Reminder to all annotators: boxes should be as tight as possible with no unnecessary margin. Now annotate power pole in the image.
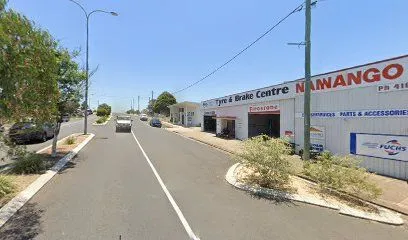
[303,0,312,161]
[151,91,154,101]
[138,96,140,112]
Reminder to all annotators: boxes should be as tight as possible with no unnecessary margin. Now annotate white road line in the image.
[131,130,200,240]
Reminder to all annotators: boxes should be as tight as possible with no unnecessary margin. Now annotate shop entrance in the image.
[248,113,280,138]
[203,116,216,132]
[218,119,236,139]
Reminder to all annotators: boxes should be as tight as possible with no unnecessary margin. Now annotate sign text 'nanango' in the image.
[296,63,404,93]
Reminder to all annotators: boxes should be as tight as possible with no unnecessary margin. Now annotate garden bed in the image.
[93,115,112,125]
[0,133,90,208]
[228,163,403,225]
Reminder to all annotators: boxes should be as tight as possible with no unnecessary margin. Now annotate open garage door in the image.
[248,102,280,138]
[203,116,216,132]
[248,113,280,138]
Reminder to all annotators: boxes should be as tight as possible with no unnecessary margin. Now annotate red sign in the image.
[285,130,294,137]
[248,103,279,113]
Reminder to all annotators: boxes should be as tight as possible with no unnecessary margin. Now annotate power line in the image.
[172,2,305,94]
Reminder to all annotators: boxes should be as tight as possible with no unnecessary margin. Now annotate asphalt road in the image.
[0,116,97,168]
[0,116,407,239]
[25,115,98,153]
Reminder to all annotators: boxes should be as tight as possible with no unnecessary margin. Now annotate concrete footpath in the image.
[164,123,408,216]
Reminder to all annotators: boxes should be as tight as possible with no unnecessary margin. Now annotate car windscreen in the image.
[117,116,131,120]
[11,122,32,130]
[152,119,161,123]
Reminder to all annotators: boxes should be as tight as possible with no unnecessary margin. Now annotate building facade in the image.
[168,102,201,127]
[201,55,408,180]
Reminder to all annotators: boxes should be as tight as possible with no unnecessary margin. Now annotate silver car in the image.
[115,115,132,132]
[139,114,148,121]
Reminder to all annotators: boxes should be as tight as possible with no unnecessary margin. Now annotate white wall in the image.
[279,99,295,141]
[295,85,408,179]
[191,108,201,126]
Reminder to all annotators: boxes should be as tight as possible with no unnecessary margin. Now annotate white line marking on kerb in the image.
[131,130,200,240]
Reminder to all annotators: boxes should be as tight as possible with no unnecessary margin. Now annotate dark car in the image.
[299,146,321,160]
[149,118,162,128]
[61,114,70,122]
[9,122,54,143]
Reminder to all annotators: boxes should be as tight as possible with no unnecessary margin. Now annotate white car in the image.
[139,114,148,121]
[116,115,132,132]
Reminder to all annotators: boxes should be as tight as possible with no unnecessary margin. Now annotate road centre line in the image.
[131,130,200,240]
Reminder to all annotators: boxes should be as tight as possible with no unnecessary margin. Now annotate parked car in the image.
[61,114,70,122]
[87,109,93,115]
[9,122,54,143]
[149,118,162,128]
[115,115,132,132]
[140,114,148,121]
[299,146,321,160]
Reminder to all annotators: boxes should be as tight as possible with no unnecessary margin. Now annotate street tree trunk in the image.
[51,121,61,157]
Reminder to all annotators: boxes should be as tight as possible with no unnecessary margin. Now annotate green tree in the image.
[153,91,176,116]
[0,0,6,12]
[0,1,62,162]
[51,49,86,157]
[0,2,59,122]
[126,109,138,114]
[97,103,111,116]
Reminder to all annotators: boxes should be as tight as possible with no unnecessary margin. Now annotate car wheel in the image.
[299,149,304,159]
[41,132,47,142]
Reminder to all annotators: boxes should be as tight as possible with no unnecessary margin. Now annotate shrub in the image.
[96,103,111,116]
[96,116,108,124]
[12,153,46,174]
[0,175,15,198]
[65,136,76,145]
[96,108,108,117]
[234,135,293,190]
[303,152,382,200]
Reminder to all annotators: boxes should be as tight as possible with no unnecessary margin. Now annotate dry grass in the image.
[236,164,379,213]
[0,174,40,207]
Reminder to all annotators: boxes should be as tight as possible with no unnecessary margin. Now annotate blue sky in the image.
[7,0,408,112]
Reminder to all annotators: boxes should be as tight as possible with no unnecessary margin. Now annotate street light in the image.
[68,0,118,135]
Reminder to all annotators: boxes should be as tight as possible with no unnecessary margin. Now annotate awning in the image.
[213,116,237,120]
